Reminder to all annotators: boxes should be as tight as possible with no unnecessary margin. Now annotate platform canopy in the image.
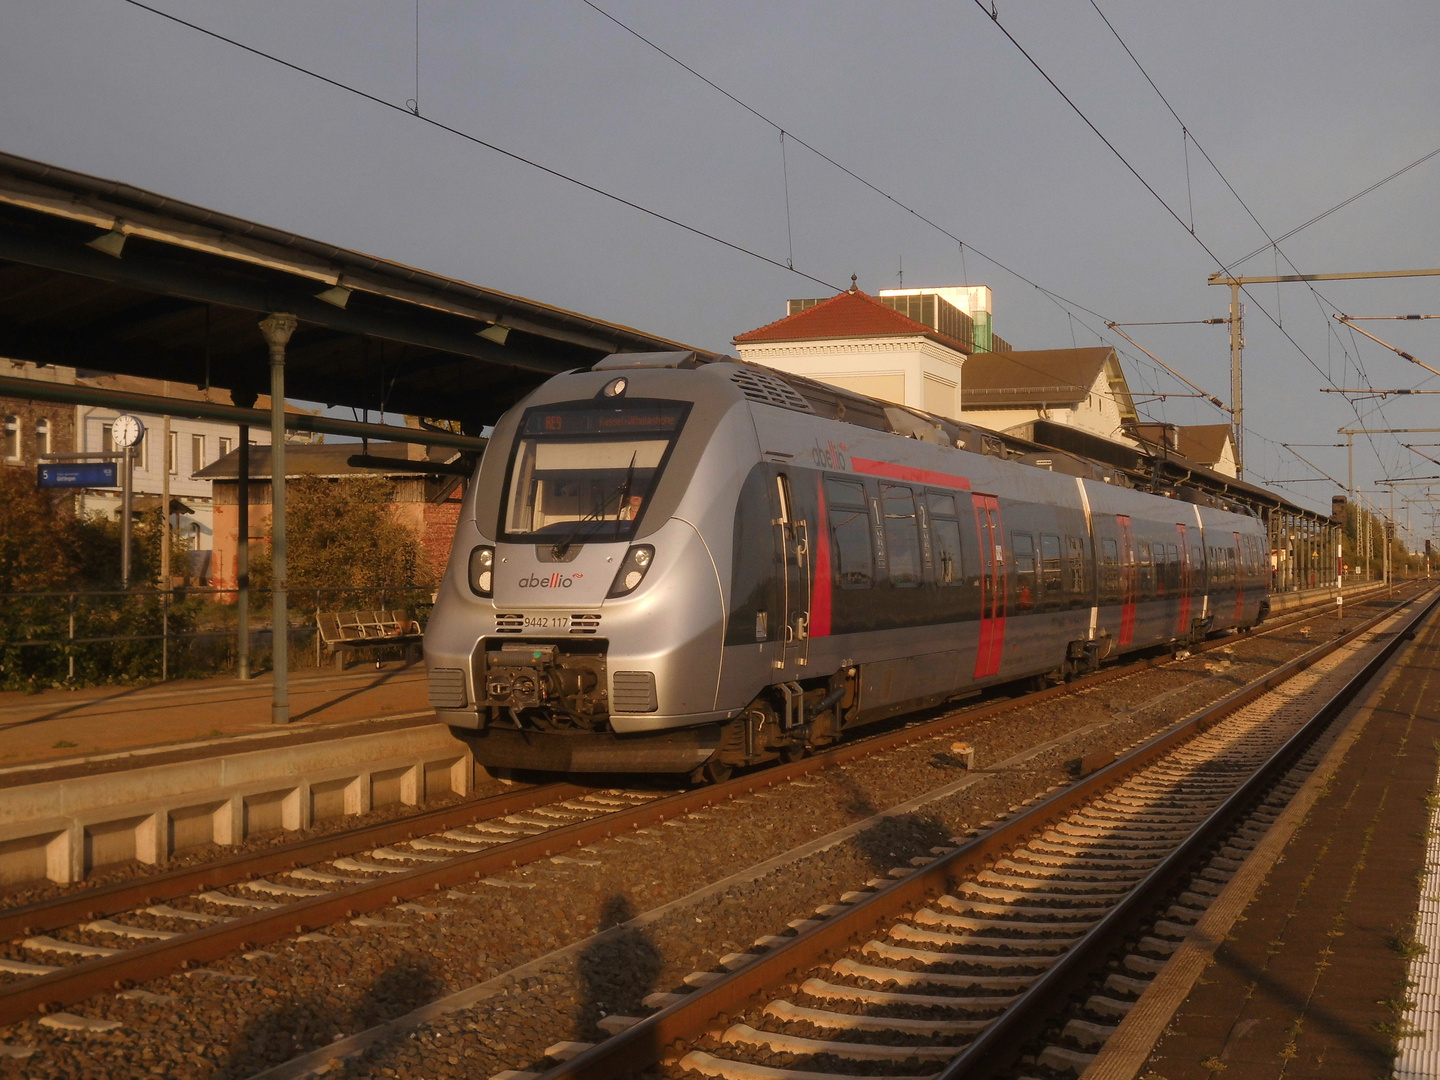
[0,152,719,431]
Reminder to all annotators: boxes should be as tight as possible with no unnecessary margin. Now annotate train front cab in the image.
[424,362,760,774]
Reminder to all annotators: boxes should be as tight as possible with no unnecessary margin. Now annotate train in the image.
[424,351,1270,780]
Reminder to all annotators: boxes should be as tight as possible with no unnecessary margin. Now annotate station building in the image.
[733,282,1139,449]
[1133,421,1239,479]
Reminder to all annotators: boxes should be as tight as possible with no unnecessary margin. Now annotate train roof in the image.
[593,350,1320,521]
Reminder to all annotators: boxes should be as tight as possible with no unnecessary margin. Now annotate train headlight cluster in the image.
[607,545,655,598]
[469,546,495,597]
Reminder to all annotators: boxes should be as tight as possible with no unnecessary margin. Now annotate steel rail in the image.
[937,584,1440,1079]
[0,782,580,942]
[533,586,1438,1080]
[0,583,1398,1024]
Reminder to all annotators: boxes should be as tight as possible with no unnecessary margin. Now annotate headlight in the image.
[607,545,655,598]
[469,546,495,597]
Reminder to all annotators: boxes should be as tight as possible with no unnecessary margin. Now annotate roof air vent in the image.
[729,368,813,413]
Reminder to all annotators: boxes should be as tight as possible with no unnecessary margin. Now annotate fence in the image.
[0,585,434,690]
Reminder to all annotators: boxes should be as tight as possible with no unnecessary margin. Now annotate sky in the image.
[3,1,1439,535]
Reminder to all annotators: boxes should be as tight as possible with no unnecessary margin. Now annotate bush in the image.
[0,470,198,690]
[248,475,435,614]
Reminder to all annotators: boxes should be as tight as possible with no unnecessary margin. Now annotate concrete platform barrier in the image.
[0,725,474,885]
[1267,580,1387,618]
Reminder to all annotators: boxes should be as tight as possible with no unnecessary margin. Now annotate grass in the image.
[1390,933,1427,961]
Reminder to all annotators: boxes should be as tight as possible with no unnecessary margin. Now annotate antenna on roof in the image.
[849,274,858,293]
[897,256,903,289]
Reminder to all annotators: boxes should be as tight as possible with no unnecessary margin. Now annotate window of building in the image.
[218,436,233,458]
[192,434,205,472]
[167,431,178,474]
[3,415,18,461]
[101,423,115,454]
[35,418,50,457]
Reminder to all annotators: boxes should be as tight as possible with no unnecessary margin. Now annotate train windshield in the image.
[502,399,691,544]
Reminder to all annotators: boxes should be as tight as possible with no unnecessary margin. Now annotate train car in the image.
[424,351,1269,779]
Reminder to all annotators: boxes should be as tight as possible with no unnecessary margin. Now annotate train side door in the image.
[773,472,811,668]
[1117,514,1137,646]
[972,494,1006,678]
[1176,523,1192,638]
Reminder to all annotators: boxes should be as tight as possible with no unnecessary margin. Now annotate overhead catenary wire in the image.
[1084,0,1403,464]
[577,0,1120,326]
[575,0,1240,431]
[1225,144,1440,272]
[120,0,1396,507]
[129,0,1189,440]
[117,0,843,293]
[991,1,1407,495]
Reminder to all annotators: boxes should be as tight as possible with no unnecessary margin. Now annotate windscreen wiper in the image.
[550,454,639,560]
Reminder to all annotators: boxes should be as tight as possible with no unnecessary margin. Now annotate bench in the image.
[316,610,424,669]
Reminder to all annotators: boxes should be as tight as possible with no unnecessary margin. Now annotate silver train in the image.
[425,351,1270,779]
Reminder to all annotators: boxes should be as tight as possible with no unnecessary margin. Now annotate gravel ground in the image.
[0,589,1416,1079]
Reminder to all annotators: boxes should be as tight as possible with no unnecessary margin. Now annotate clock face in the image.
[113,414,145,448]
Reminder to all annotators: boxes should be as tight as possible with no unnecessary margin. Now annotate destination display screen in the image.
[522,402,687,438]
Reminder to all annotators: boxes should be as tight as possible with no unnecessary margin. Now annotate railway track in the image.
[528,586,1438,1080]
[0,585,1403,1042]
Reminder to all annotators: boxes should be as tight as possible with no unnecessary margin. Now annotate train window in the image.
[828,507,873,590]
[932,518,964,585]
[825,478,866,509]
[1013,533,1036,611]
[1166,544,1179,591]
[1100,538,1120,601]
[1040,534,1063,605]
[927,492,958,517]
[1066,536,1087,599]
[502,400,689,543]
[1138,544,1154,599]
[881,485,922,587]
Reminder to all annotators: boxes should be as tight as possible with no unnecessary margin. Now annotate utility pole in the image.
[1228,283,1243,477]
[1339,426,1440,582]
[1208,265,1440,483]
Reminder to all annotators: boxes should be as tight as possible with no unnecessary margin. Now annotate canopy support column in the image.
[259,313,297,724]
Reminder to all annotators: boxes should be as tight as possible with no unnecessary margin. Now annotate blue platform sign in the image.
[37,462,118,488]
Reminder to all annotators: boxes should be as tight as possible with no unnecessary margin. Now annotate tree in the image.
[249,475,434,610]
[0,467,79,593]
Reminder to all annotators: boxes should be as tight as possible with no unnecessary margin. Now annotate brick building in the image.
[1,360,76,474]
[196,442,465,596]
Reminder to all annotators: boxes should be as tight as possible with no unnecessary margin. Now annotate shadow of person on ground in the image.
[573,894,663,1041]
[211,957,443,1079]
[850,809,955,877]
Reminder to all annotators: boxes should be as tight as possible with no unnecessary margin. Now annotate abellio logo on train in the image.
[811,439,851,470]
[519,572,584,589]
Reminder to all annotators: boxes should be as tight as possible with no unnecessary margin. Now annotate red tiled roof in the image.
[734,288,965,350]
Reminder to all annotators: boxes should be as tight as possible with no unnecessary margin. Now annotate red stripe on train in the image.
[851,457,971,490]
[810,478,832,637]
